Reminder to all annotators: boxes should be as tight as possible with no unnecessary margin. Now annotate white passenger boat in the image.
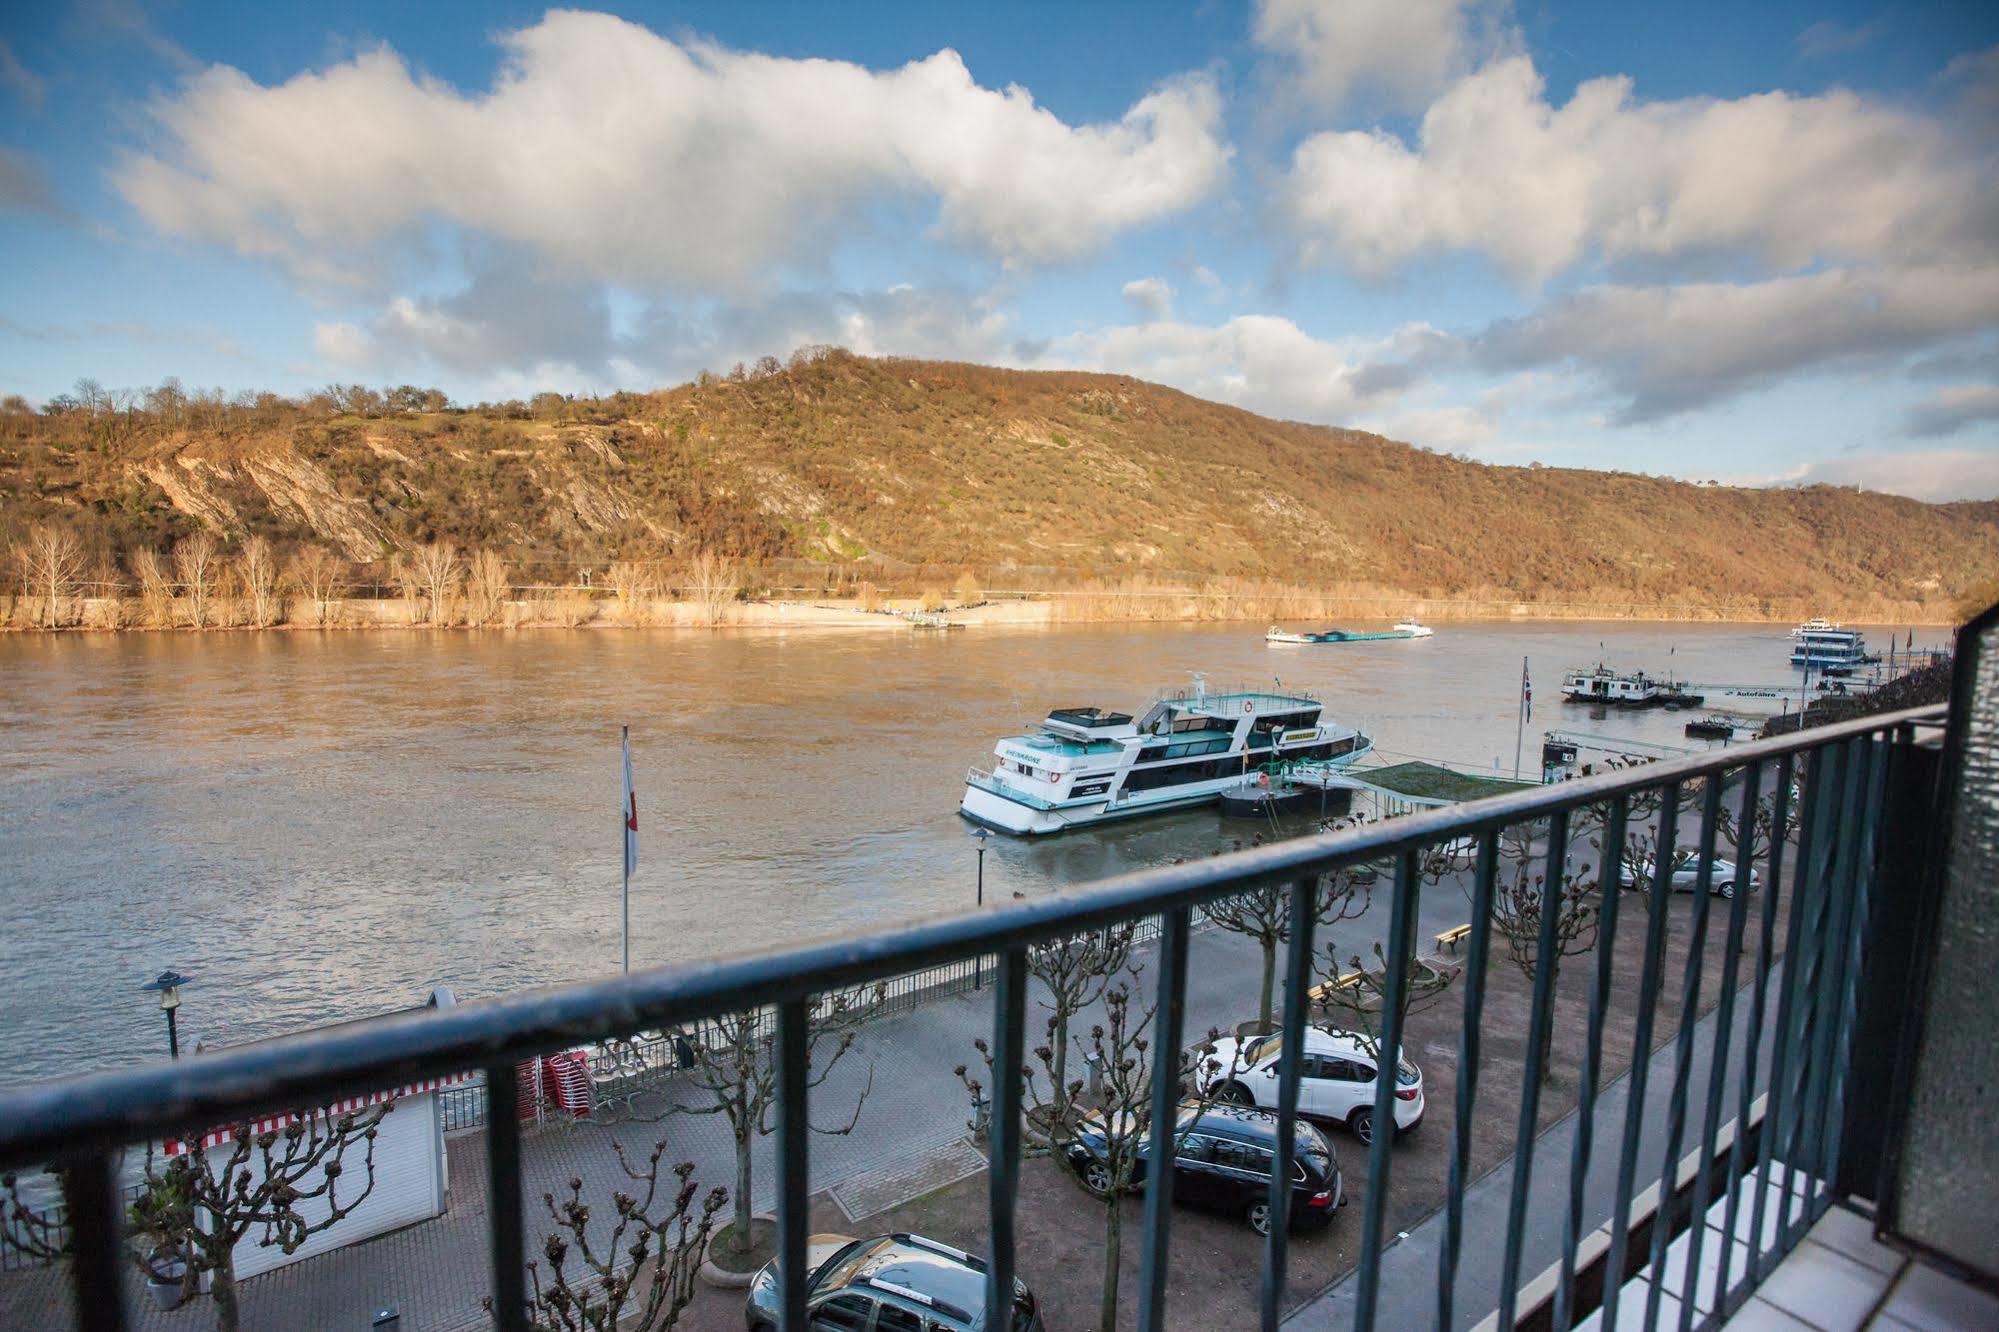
[960,679,1372,835]
[1789,620,1871,668]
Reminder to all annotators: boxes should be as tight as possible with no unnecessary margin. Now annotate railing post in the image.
[1438,829,1500,1330]
[63,1152,127,1332]
[1262,876,1322,1330]
[1353,850,1419,1332]
[986,947,1028,1332]
[776,998,810,1331]
[1139,908,1191,1332]
[484,1061,526,1332]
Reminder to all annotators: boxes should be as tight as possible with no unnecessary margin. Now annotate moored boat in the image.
[961,679,1372,835]
[1267,622,1433,644]
[1790,619,1871,668]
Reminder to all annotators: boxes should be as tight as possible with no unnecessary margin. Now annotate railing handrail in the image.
[0,703,1944,1170]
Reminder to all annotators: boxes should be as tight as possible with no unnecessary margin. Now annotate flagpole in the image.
[1513,655,1527,781]
[622,723,631,975]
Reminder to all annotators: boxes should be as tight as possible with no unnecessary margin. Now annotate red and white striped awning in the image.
[163,1072,475,1156]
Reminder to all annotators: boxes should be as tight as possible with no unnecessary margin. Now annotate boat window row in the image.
[1137,735,1237,762]
[1123,756,1232,792]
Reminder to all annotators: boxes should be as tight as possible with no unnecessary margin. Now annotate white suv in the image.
[1195,1027,1424,1144]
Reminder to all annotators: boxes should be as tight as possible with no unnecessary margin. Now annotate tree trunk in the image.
[1258,936,1278,1034]
[212,1245,240,1332]
[1052,1010,1070,1129]
[1099,1193,1123,1332]
[732,1123,754,1259]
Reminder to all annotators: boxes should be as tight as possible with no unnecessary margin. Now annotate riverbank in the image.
[0,592,1961,633]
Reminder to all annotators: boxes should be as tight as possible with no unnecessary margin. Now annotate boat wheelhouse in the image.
[1560,665,1669,708]
[1790,621,1871,668]
[960,682,1373,835]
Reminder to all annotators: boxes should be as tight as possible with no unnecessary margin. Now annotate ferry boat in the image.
[1559,665,1703,710]
[1790,620,1872,668]
[960,680,1373,835]
[1266,621,1434,644]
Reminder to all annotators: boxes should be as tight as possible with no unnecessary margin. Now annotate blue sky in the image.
[2,1,1996,499]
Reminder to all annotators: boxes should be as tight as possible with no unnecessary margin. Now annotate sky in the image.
[2,0,1997,500]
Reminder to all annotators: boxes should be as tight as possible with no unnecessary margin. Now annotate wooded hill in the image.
[5,349,1995,617]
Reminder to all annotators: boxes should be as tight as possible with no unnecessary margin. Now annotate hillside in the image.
[4,350,1996,618]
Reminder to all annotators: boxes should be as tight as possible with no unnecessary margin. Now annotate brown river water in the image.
[0,619,1841,1086]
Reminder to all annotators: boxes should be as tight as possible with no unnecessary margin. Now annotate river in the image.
[0,619,1849,1087]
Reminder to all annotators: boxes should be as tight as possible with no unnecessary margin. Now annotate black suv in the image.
[1060,1101,1343,1234]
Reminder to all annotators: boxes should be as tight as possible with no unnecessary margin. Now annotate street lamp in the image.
[970,827,992,992]
[141,969,193,1059]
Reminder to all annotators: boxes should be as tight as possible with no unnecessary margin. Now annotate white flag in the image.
[622,727,638,878]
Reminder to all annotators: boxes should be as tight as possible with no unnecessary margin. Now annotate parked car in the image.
[1194,1027,1424,1143]
[1617,849,1759,896]
[1060,1100,1342,1235]
[745,1231,1042,1331]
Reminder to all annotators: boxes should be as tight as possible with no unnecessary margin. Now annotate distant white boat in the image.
[1392,620,1435,638]
[1265,621,1434,644]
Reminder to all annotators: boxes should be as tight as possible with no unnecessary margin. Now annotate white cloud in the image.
[1043,315,1435,422]
[312,321,371,367]
[1253,0,1504,114]
[1778,448,1999,502]
[1280,54,1997,284]
[1906,383,1999,438]
[116,11,1229,293]
[1121,277,1174,320]
[1795,19,1884,59]
[1464,265,1999,421]
[0,38,45,111]
[1356,403,1497,449]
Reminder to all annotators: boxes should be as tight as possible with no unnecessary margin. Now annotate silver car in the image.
[746,1231,1042,1332]
[1618,849,1760,897]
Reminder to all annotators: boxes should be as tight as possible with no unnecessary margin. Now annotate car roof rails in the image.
[865,1277,972,1324]
[891,1233,985,1271]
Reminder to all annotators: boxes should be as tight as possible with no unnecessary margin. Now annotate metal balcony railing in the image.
[0,698,1961,1332]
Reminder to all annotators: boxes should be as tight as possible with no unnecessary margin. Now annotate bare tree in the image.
[1717,777,1800,874]
[953,569,981,605]
[92,554,131,628]
[391,553,425,624]
[683,551,739,626]
[511,1145,724,1332]
[962,972,1240,1332]
[132,547,174,628]
[464,549,510,627]
[1487,859,1600,1082]
[1,1167,72,1262]
[410,541,461,625]
[287,546,347,626]
[659,987,882,1268]
[14,523,85,627]
[172,533,221,629]
[1026,923,1136,1135]
[1313,942,1461,1065]
[607,560,656,623]
[238,536,281,628]
[1205,839,1374,1034]
[133,1102,390,1332]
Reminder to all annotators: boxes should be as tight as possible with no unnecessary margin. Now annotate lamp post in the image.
[141,969,192,1059]
[970,827,991,992]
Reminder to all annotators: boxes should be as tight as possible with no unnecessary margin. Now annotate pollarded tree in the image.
[1026,921,1136,1135]
[659,986,883,1270]
[135,1101,391,1332]
[1205,835,1375,1035]
[513,1144,725,1332]
[1486,859,1600,1082]
[1313,941,1462,1070]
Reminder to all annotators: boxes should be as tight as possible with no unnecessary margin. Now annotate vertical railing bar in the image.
[1599,782,1680,1332]
[1437,828,1501,1332]
[484,1061,527,1332]
[1641,773,1723,1330]
[1718,749,1793,1316]
[1262,877,1321,1331]
[64,1152,127,1332]
[1498,808,1572,1330]
[1353,850,1420,1332]
[1139,908,1192,1332]
[1774,740,1850,1246]
[1791,737,1869,1237]
[986,948,1028,1332]
[1812,736,1890,1199]
[1675,762,1763,1332]
[1554,794,1628,1330]
[775,999,810,1332]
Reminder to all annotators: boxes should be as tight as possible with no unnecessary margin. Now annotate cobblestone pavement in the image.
[3,923,1314,1332]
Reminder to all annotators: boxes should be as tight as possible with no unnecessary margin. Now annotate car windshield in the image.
[1240,1034,1279,1066]
[812,1239,877,1293]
